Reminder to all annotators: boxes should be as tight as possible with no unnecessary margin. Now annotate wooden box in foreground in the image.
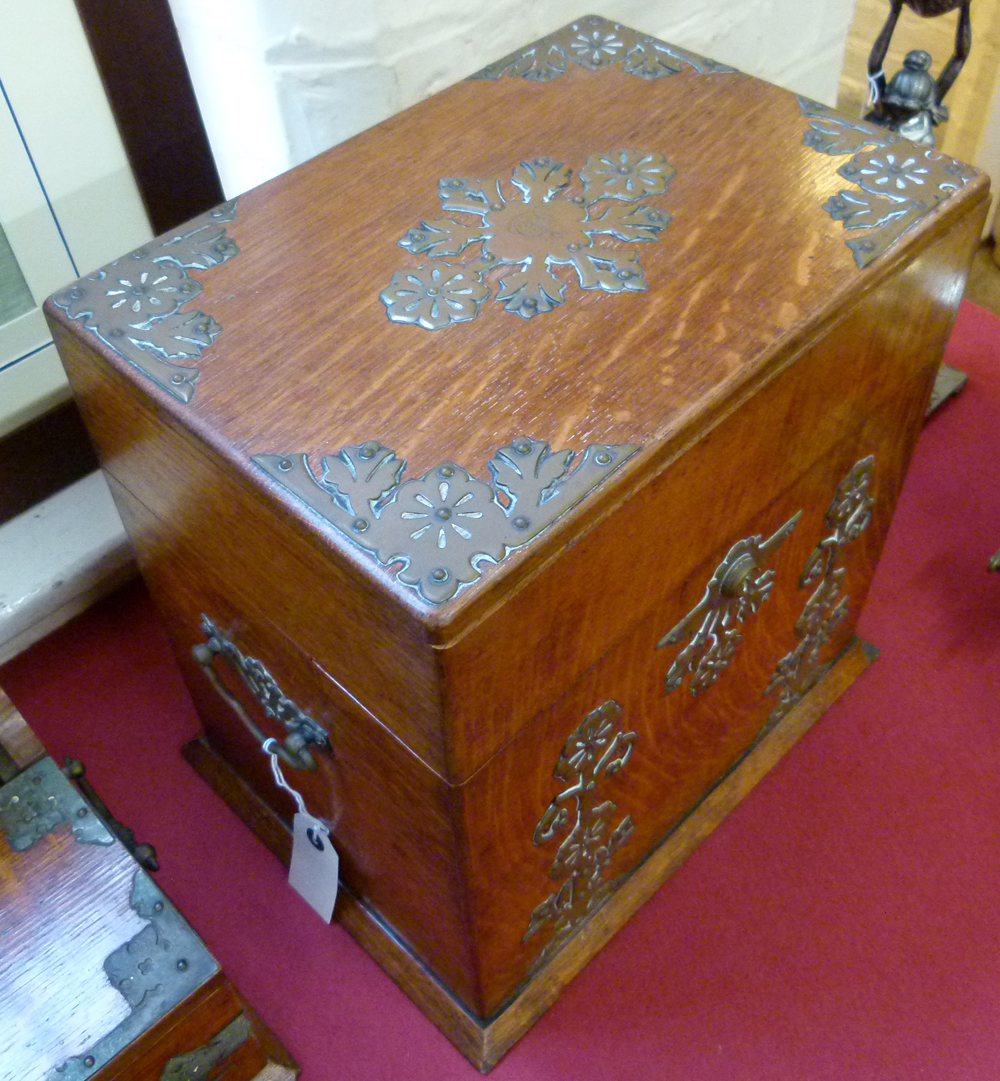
[0,749,297,1081]
[46,16,988,1071]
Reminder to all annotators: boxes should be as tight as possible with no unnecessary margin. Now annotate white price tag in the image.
[289,812,339,923]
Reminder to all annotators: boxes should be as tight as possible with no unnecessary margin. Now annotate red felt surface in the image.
[3,300,999,1080]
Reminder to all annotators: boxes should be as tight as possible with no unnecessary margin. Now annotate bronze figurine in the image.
[865,0,971,145]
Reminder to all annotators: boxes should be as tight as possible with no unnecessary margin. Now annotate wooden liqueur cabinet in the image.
[0,737,298,1080]
[45,15,988,1072]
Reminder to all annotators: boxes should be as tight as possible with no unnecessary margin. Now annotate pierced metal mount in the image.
[797,97,976,268]
[50,200,240,403]
[524,700,637,969]
[657,511,801,696]
[471,16,739,82]
[764,456,876,722]
[381,150,676,330]
[254,435,638,605]
[193,616,329,771]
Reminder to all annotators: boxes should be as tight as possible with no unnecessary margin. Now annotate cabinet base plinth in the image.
[183,636,877,1073]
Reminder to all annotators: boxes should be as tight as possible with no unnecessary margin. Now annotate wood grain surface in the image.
[184,637,876,1072]
[44,56,990,636]
[44,21,990,1056]
[0,685,45,781]
[0,768,297,1081]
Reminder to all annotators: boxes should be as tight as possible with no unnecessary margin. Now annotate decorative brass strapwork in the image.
[765,456,876,722]
[46,871,218,1081]
[524,701,637,968]
[193,617,329,770]
[657,512,801,696]
[0,759,218,1081]
[0,756,113,851]
[471,15,739,82]
[254,436,638,605]
[798,97,976,268]
[381,150,675,329]
[159,1015,252,1081]
[50,201,240,403]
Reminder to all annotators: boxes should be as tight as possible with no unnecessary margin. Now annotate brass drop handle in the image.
[191,620,329,772]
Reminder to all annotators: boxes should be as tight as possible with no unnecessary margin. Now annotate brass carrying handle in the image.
[192,642,319,771]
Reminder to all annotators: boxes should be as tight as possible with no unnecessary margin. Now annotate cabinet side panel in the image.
[49,323,447,775]
[104,478,485,1014]
[454,214,980,1011]
[440,204,984,782]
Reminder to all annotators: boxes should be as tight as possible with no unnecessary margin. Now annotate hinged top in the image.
[46,15,987,621]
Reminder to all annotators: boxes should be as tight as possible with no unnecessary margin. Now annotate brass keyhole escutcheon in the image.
[719,553,757,599]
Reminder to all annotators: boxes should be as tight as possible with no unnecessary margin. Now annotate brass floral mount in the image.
[765,456,875,721]
[471,15,738,82]
[381,150,675,329]
[657,512,801,696]
[50,201,240,403]
[524,700,637,968]
[798,98,976,268]
[254,436,638,604]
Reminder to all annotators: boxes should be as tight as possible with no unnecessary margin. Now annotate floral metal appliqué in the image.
[50,201,240,403]
[524,700,637,969]
[381,150,675,330]
[471,15,739,82]
[254,435,638,604]
[764,456,875,722]
[657,511,801,696]
[798,97,977,268]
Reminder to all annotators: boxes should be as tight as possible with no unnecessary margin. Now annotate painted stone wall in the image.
[169,0,856,197]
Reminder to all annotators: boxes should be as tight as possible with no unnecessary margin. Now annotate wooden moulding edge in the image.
[181,635,877,1072]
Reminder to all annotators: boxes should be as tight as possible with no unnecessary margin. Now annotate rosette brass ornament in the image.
[381,150,675,329]
[524,700,637,969]
[254,436,638,604]
[50,201,240,402]
[764,456,876,722]
[657,512,801,696]
[470,15,738,82]
[798,97,976,268]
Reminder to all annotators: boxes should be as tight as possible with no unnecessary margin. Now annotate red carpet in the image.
[3,299,1000,1081]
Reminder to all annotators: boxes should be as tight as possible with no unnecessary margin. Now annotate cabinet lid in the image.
[46,16,987,624]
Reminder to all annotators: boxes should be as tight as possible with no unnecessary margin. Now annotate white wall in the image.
[169,0,857,199]
[0,0,151,436]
